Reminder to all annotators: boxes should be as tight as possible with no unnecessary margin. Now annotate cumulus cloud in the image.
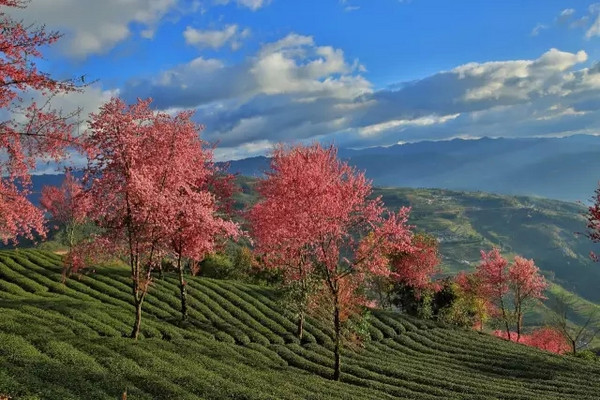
[184,25,251,50]
[122,38,600,160]
[8,0,181,58]
[123,33,371,109]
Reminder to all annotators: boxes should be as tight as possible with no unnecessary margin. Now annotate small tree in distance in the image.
[509,256,547,342]
[586,184,600,261]
[549,291,600,355]
[476,248,512,339]
[40,171,88,250]
[476,248,547,342]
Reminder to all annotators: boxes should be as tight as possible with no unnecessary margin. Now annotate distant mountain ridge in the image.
[224,135,600,202]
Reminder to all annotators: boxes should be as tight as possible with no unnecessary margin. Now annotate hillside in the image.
[235,178,600,304]
[225,135,600,202]
[0,250,599,399]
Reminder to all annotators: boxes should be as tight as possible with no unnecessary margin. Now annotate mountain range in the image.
[224,135,600,202]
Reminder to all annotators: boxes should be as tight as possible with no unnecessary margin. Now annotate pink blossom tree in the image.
[509,256,547,341]
[476,248,547,341]
[586,184,600,261]
[81,97,239,338]
[0,0,85,243]
[476,248,512,339]
[249,143,414,381]
[40,171,88,249]
[168,187,240,321]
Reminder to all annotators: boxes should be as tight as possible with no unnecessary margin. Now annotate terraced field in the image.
[0,249,599,399]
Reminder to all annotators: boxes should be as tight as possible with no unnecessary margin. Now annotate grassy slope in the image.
[237,177,599,302]
[0,250,599,399]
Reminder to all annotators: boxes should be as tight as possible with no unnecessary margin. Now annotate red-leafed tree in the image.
[494,327,570,354]
[81,97,239,338]
[477,248,547,341]
[249,143,414,381]
[586,184,600,261]
[40,171,88,249]
[509,256,547,341]
[525,327,570,354]
[168,187,240,321]
[368,232,440,312]
[476,248,512,339]
[388,232,440,290]
[0,0,84,243]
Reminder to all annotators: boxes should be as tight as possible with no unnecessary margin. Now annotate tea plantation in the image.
[0,249,599,399]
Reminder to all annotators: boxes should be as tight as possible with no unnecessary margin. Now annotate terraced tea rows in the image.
[0,249,599,399]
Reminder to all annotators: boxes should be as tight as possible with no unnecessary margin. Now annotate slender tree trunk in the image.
[68,222,75,250]
[516,307,522,343]
[572,339,577,355]
[500,297,511,341]
[297,312,304,339]
[333,292,341,381]
[177,253,188,321]
[130,254,144,340]
[158,262,164,280]
[131,298,143,339]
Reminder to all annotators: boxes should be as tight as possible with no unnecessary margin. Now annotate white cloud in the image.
[359,114,460,137]
[587,14,600,38]
[213,0,271,11]
[8,0,180,58]
[557,8,575,24]
[531,23,547,36]
[184,25,250,50]
[453,49,587,102]
[123,42,600,159]
[125,32,371,109]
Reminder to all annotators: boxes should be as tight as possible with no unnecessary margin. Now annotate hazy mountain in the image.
[225,135,600,202]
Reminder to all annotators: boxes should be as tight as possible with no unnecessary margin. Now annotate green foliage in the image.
[198,253,235,279]
[0,249,599,399]
[573,350,598,361]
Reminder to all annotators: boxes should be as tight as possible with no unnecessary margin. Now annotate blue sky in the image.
[11,0,600,160]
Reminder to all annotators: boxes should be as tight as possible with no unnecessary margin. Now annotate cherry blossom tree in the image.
[494,327,570,354]
[509,256,547,341]
[40,171,88,249]
[388,232,440,290]
[168,187,240,321]
[249,143,414,381]
[586,184,600,261]
[476,248,512,339]
[476,248,547,341]
[0,0,84,243]
[81,97,239,338]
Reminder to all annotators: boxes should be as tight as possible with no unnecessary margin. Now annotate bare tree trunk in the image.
[297,312,304,339]
[129,252,145,340]
[572,339,577,355]
[516,308,522,343]
[177,253,188,321]
[158,262,164,280]
[333,292,341,381]
[500,298,511,341]
[131,298,143,339]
